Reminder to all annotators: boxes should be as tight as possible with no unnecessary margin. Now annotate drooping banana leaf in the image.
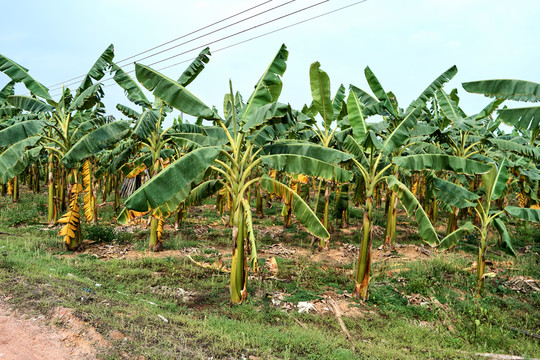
[261,154,353,183]
[492,218,516,256]
[393,154,492,174]
[241,102,290,132]
[116,104,141,120]
[125,146,220,212]
[0,54,51,100]
[0,120,45,147]
[309,61,334,129]
[349,85,378,106]
[177,47,211,87]
[153,184,191,218]
[6,95,52,113]
[170,133,228,147]
[68,83,104,112]
[111,63,151,107]
[135,63,216,119]
[239,44,288,123]
[260,175,329,239]
[498,106,540,132]
[386,175,439,246]
[262,143,352,163]
[439,222,475,249]
[76,44,114,96]
[505,206,540,222]
[488,138,540,160]
[0,136,41,183]
[433,177,478,209]
[62,121,131,166]
[407,65,458,112]
[0,81,15,103]
[462,79,540,103]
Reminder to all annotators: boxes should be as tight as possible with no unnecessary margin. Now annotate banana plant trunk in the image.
[149,216,162,251]
[476,226,488,297]
[48,155,57,225]
[354,192,373,300]
[230,204,248,304]
[12,175,19,202]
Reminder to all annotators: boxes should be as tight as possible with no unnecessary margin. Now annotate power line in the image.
[46,0,275,89]
[50,0,330,97]
[103,0,368,90]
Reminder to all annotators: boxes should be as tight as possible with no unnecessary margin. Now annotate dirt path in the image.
[0,300,102,360]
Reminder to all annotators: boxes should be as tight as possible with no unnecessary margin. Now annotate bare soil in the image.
[0,299,106,360]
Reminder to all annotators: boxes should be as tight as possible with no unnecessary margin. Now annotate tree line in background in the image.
[0,44,539,304]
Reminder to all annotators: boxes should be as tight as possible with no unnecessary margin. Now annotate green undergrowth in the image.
[0,191,539,359]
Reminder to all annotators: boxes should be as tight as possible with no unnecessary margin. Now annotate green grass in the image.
[0,190,539,359]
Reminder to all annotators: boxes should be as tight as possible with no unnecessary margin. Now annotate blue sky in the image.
[1,0,539,126]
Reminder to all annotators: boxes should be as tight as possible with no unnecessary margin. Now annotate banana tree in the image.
[125,44,337,303]
[112,48,212,250]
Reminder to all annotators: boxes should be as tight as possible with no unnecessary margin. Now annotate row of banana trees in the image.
[1,44,539,304]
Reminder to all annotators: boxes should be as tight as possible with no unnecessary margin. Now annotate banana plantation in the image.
[0,44,539,359]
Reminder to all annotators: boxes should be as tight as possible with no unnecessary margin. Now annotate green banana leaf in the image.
[170,133,228,147]
[262,143,352,163]
[482,159,508,201]
[0,81,15,103]
[153,184,191,218]
[364,66,389,103]
[125,146,220,212]
[0,120,45,147]
[241,102,290,132]
[332,84,346,120]
[433,177,478,208]
[489,138,540,160]
[0,136,41,183]
[116,104,141,120]
[260,175,329,239]
[349,85,378,106]
[239,44,288,122]
[133,109,160,140]
[0,54,51,100]
[184,180,223,208]
[382,107,421,153]
[68,83,103,112]
[436,89,462,122]
[261,154,353,183]
[241,198,259,271]
[309,61,334,129]
[462,79,540,102]
[177,47,211,87]
[6,95,52,113]
[76,44,114,96]
[347,90,368,143]
[393,154,492,174]
[505,206,540,222]
[407,65,458,112]
[439,222,475,249]
[498,106,540,131]
[386,175,439,246]
[111,63,151,107]
[135,63,216,119]
[62,121,131,166]
[492,218,516,256]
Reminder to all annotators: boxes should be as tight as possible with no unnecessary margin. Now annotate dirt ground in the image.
[0,300,104,360]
